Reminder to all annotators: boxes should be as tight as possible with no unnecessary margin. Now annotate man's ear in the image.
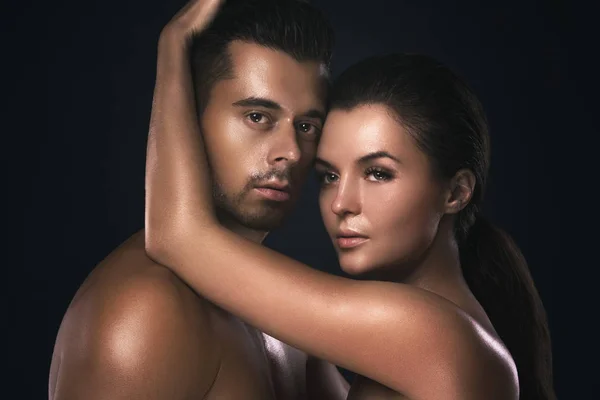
[444,169,476,214]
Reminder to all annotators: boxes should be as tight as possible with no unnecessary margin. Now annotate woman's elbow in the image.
[143,214,178,264]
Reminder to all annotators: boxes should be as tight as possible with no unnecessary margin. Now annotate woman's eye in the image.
[324,173,338,183]
[316,171,338,185]
[366,168,393,182]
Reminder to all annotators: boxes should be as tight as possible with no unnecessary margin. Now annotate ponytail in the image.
[460,216,555,400]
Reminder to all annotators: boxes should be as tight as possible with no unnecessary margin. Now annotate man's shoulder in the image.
[60,229,220,356]
[70,232,196,303]
[51,231,222,399]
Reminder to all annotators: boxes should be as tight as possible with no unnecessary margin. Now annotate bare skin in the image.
[143,3,520,399]
[49,232,347,399]
[48,1,348,398]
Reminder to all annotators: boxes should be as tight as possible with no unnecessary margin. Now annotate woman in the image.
[146,10,554,400]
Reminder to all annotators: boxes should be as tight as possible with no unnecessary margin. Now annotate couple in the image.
[50,0,554,399]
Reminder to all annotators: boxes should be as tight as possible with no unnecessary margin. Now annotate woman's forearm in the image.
[145,33,217,255]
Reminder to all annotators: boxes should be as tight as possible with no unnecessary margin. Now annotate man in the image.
[49,0,349,398]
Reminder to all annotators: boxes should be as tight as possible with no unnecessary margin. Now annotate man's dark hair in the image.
[190,0,334,114]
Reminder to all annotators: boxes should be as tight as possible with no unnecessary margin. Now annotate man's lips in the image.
[256,181,291,193]
[254,182,291,201]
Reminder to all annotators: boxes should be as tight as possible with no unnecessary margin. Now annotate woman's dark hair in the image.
[329,53,554,400]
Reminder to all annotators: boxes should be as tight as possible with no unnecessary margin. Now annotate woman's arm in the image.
[145,0,221,245]
[145,2,490,397]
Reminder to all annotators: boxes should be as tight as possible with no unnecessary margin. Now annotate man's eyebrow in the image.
[232,97,282,110]
[302,109,326,124]
[233,97,325,123]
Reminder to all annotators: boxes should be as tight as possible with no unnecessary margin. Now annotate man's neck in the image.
[216,211,269,244]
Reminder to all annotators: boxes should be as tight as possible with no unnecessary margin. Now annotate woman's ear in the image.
[444,169,476,214]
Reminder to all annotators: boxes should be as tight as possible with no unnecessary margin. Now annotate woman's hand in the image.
[160,0,224,47]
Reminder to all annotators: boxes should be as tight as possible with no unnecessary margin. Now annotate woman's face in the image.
[316,104,448,277]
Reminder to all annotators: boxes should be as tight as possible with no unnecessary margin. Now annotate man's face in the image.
[201,40,328,231]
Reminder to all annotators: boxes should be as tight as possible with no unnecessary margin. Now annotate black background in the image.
[6,0,595,398]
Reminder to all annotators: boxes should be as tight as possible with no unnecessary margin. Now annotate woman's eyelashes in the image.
[315,166,396,186]
[364,166,394,182]
[315,170,339,185]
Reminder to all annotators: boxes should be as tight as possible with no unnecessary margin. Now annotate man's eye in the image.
[297,122,320,136]
[248,113,267,123]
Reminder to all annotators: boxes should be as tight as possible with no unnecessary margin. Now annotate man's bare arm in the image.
[51,271,221,400]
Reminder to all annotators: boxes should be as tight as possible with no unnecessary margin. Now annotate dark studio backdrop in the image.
[6,0,595,398]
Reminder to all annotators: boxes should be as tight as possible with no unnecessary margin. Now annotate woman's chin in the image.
[338,253,404,281]
[338,256,373,277]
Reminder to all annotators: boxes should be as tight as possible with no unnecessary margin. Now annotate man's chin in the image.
[216,204,290,232]
[238,208,289,231]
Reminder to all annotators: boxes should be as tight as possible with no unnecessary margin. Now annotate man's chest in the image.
[205,312,308,399]
[263,332,308,398]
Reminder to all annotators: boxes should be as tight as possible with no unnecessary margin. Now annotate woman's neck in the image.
[367,218,479,314]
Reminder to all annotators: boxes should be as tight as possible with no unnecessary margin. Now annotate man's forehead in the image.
[225,40,328,111]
